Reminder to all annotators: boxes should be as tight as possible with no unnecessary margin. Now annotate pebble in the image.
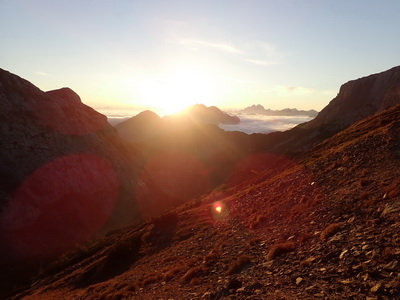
[370,282,382,293]
[296,277,303,285]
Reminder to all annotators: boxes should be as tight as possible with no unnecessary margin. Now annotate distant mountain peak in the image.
[166,104,240,125]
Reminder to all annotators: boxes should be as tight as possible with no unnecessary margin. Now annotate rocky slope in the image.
[9,102,399,299]
[265,65,400,152]
[0,68,140,265]
[2,66,400,299]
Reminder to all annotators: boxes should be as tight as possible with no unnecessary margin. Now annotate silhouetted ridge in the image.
[116,110,162,142]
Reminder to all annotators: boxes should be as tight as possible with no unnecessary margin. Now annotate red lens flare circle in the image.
[0,154,119,260]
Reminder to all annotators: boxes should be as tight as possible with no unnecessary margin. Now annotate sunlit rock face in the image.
[266,66,400,152]
[0,68,139,262]
[310,65,400,129]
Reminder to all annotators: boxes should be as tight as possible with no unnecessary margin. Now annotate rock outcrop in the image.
[0,68,139,262]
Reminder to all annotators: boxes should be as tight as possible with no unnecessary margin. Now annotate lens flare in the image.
[215,204,223,214]
[211,201,229,220]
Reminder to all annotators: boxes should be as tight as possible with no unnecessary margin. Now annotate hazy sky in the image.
[1,0,399,114]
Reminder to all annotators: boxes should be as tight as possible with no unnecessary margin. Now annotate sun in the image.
[138,70,216,115]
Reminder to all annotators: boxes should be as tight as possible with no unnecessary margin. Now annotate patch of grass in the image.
[266,242,296,260]
[227,255,252,274]
[320,222,344,240]
[141,274,160,286]
[249,215,268,229]
[181,265,207,283]
[163,265,184,282]
[298,232,313,244]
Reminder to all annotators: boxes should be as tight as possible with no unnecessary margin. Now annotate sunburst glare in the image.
[138,70,217,115]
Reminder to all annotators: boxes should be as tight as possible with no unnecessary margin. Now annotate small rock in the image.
[262,261,274,268]
[314,293,325,297]
[296,277,303,285]
[340,279,351,284]
[340,249,349,259]
[370,282,382,293]
[383,260,398,270]
[362,245,371,251]
[347,216,356,223]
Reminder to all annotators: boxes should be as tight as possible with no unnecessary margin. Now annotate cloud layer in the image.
[219,114,314,134]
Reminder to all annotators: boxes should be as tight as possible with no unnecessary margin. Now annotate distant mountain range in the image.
[238,104,318,117]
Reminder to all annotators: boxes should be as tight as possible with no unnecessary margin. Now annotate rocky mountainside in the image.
[10,103,399,299]
[2,66,400,299]
[265,66,400,152]
[0,68,140,265]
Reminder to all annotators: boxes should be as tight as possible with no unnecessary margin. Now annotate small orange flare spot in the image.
[215,205,222,214]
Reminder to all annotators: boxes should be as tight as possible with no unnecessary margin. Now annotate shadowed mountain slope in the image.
[0,68,140,264]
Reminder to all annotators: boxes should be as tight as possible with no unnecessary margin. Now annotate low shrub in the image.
[266,242,296,260]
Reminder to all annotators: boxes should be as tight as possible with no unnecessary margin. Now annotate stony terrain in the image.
[8,104,399,299]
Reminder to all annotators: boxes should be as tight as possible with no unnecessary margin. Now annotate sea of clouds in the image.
[100,108,314,134]
[219,113,313,134]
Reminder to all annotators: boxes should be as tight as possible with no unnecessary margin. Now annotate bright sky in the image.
[1,0,399,114]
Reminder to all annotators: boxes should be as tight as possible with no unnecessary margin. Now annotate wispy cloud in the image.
[244,42,283,66]
[35,71,51,76]
[178,39,243,54]
[275,86,336,96]
[243,59,279,66]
